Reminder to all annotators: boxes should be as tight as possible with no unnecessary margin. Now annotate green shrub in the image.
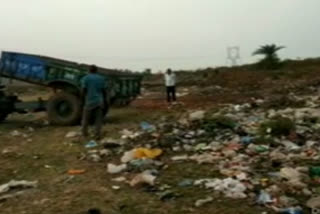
[202,116,237,135]
[260,116,295,136]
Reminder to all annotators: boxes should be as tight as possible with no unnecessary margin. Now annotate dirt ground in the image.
[4,63,320,214]
[0,87,272,214]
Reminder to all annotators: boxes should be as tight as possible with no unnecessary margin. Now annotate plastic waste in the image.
[10,130,22,137]
[130,171,156,187]
[85,140,98,148]
[121,150,136,163]
[280,168,301,181]
[101,138,122,148]
[140,122,156,132]
[199,178,247,199]
[65,131,80,138]
[134,148,163,159]
[121,148,163,163]
[112,177,127,182]
[157,190,179,201]
[257,190,273,205]
[275,207,303,214]
[99,149,111,157]
[307,196,320,209]
[88,154,102,162]
[195,196,213,207]
[240,136,253,145]
[171,155,189,161]
[0,180,38,194]
[255,145,269,153]
[194,143,211,151]
[112,186,121,190]
[281,140,300,151]
[107,163,127,174]
[189,110,206,121]
[178,179,194,187]
[236,172,248,181]
[121,129,140,139]
[128,159,160,171]
[190,154,217,164]
[68,169,86,175]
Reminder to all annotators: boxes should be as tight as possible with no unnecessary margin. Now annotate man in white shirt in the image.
[165,69,177,103]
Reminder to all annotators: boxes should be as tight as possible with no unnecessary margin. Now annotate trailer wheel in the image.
[47,92,82,125]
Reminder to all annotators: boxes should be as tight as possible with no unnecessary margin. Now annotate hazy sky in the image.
[0,0,319,71]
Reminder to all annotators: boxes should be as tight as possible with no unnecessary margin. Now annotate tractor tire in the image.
[47,92,82,126]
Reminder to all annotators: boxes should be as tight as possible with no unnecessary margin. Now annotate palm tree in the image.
[253,44,285,69]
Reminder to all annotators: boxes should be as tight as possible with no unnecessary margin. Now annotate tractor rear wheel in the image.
[47,92,82,125]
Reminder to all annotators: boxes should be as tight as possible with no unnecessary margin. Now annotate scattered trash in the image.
[0,180,38,202]
[112,185,121,190]
[121,150,136,163]
[134,148,163,159]
[140,122,156,132]
[52,94,320,212]
[121,148,163,163]
[280,168,302,181]
[112,177,127,182]
[107,164,127,174]
[281,140,300,151]
[130,171,156,187]
[189,110,206,121]
[65,131,80,138]
[68,169,86,175]
[101,138,122,148]
[195,196,213,207]
[121,129,140,139]
[158,190,179,201]
[272,206,303,214]
[198,178,247,199]
[257,190,273,205]
[85,140,98,148]
[28,127,35,132]
[178,179,194,187]
[307,196,320,209]
[171,155,189,161]
[99,149,111,157]
[240,136,253,145]
[10,130,22,137]
[128,159,161,171]
[88,154,102,162]
[0,180,38,194]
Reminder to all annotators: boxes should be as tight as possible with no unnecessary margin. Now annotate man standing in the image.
[81,65,106,140]
[165,68,177,103]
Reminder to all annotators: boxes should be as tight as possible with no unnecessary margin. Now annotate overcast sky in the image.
[0,0,319,71]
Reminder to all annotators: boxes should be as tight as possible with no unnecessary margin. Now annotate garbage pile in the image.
[88,94,320,212]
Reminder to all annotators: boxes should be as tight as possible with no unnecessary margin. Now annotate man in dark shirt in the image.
[81,65,106,139]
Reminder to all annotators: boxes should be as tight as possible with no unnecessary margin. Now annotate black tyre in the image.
[47,92,82,125]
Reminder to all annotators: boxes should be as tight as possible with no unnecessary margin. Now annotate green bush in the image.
[260,116,295,136]
[201,116,237,135]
